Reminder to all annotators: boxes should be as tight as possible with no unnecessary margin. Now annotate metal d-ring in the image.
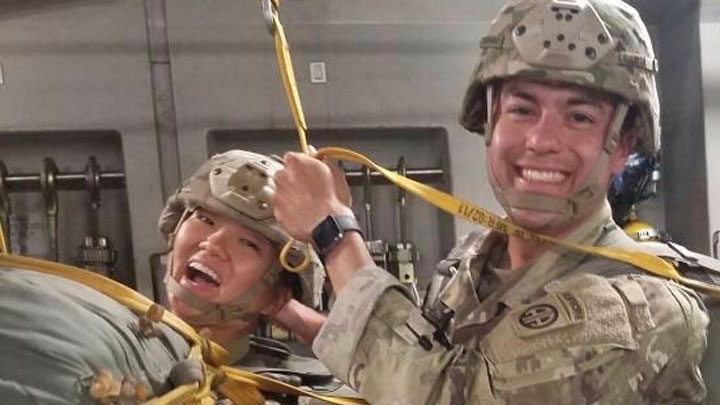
[40,157,59,261]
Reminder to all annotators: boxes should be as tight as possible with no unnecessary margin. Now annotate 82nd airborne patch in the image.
[519,304,559,329]
[512,291,586,338]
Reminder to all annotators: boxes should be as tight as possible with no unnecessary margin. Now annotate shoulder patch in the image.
[483,274,637,364]
[518,304,558,329]
[512,291,586,338]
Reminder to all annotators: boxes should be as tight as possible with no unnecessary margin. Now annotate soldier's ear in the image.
[610,130,638,175]
[260,285,293,317]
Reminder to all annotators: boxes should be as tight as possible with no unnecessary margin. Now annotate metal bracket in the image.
[40,158,59,214]
[362,166,373,239]
[85,156,102,211]
[40,158,59,261]
[85,156,102,238]
[397,157,408,241]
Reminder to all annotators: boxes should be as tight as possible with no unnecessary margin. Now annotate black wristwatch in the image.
[311,215,363,260]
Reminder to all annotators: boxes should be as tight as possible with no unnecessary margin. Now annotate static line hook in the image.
[40,158,59,215]
[85,156,102,211]
[261,0,276,35]
[40,157,59,261]
[396,156,408,242]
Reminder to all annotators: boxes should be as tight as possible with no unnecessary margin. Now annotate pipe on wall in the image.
[144,0,181,201]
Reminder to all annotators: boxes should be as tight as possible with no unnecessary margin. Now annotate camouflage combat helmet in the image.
[461,0,659,154]
[159,150,322,325]
[460,0,660,225]
[159,150,290,247]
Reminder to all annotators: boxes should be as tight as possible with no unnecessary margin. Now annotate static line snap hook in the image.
[397,156,408,242]
[40,158,59,215]
[261,0,276,35]
[85,156,102,211]
[40,158,59,261]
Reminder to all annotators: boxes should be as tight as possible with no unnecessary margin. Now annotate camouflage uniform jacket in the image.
[312,203,709,404]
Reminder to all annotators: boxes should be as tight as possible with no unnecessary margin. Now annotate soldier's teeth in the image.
[189,262,221,285]
[521,168,566,184]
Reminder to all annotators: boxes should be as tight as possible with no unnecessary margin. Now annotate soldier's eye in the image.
[195,212,214,226]
[508,106,532,116]
[238,238,260,252]
[569,112,594,125]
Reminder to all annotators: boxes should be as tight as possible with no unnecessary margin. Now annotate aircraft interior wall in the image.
[0,0,717,401]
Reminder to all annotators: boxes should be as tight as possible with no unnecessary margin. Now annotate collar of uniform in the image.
[223,334,252,365]
[446,230,509,327]
[497,200,615,310]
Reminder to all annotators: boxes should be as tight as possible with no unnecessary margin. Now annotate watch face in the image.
[312,216,342,254]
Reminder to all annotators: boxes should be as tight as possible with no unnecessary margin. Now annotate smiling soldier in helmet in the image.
[271,0,710,403]
[159,150,357,403]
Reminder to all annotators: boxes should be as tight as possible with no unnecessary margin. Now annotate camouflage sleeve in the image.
[313,266,473,404]
[314,268,708,405]
[312,266,413,378]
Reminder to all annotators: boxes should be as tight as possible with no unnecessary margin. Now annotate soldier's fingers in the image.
[325,159,352,206]
[273,168,291,192]
[283,152,306,172]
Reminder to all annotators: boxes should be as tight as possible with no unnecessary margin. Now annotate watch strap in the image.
[311,215,363,259]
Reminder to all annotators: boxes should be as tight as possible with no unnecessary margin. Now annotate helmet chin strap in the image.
[163,263,282,325]
[163,208,283,325]
[486,85,629,230]
[165,264,282,325]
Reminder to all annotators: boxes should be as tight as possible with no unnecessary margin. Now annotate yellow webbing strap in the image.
[313,148,720,299]
[265,0,720,299]
[0,253,367,405]
[264,0,313,273]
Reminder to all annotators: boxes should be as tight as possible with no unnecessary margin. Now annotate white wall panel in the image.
[0,1,163,296]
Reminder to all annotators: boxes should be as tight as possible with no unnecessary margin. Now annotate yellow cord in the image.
[279,238,312,272]
[265,0,316,273]
[0,223,7,254]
